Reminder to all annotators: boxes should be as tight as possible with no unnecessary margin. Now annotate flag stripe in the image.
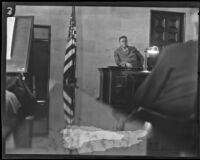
[64,53,75,67]
[64,98,73,111]
[65,38,73,50]
[65,47,75,61]
[64,114,71,124]
[63,67,74,81]
[65,43,76,55]
[64,60,73,73]
[64,110,73,120]
[64,107,73,117]
[64,103,73,116]
[63,91,73,107]
[63,90,72,104]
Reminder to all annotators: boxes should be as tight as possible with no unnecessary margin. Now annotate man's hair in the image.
[189,8,199,16]
[119,36,127,42]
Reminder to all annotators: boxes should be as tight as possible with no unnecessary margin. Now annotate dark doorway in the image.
[28,25,51,136]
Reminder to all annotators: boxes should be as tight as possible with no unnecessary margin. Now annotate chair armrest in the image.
[137,106,195,122]
[2,114,20,140]
[13,115,34,148]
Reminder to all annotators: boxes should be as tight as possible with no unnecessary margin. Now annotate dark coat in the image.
[134,40,198,118]
[6,75,37,117]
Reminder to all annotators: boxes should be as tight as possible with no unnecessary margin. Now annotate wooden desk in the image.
[98,67,150,110]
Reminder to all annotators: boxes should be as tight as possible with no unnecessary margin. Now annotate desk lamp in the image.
[143,46,159,72]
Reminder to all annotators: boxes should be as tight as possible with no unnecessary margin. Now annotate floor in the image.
[5,88,149,155]
[5,122,148,155]
[4,88,198,157]
[6,128,69,154]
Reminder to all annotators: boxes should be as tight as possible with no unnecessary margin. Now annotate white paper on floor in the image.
[60,125,148,153]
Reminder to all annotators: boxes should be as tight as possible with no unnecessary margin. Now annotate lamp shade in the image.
[147,46,159,55]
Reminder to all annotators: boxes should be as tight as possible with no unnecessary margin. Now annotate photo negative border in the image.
[1,1,200,159]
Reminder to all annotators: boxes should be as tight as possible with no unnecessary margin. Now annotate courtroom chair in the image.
[3,108,35,149]
[134,106,197,156]
[13,107,35,148]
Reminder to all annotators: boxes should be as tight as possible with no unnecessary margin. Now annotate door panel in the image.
[29,25,51,101]
[165,15,181,45]
[150,11,184,51]
[28,25,51,136]
[31,40,49,100]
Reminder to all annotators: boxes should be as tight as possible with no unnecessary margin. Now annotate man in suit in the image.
[114,36,144,69]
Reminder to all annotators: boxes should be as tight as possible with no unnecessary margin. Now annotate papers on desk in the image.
[61,125,148,153]
[142,70,151,73]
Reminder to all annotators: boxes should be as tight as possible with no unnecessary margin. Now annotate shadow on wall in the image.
[49,80,65,131]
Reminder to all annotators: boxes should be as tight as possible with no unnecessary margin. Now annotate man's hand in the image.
[113,116,126,131]
[119,62,127,67]
[119,62,133,68]
[116,117,126,131]
[113,107,140,131]
[125,63,133,68]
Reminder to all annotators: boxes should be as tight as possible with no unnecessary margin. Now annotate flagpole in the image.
[70,5,74,127]
[63,5,76,128]
[71,5,76,127]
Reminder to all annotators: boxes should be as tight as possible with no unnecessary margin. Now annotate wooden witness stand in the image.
[98,66,150,112]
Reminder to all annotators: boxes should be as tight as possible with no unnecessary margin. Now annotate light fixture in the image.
[143,46,159,72]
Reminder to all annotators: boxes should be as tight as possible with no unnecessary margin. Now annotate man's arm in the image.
[114,51,126,67]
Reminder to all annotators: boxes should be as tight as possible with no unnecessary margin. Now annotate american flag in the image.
[63,6,76,125]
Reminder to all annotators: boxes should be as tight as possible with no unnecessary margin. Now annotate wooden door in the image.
[29,25,51,136]
[29,25,51,101]
[150,10,185,52]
